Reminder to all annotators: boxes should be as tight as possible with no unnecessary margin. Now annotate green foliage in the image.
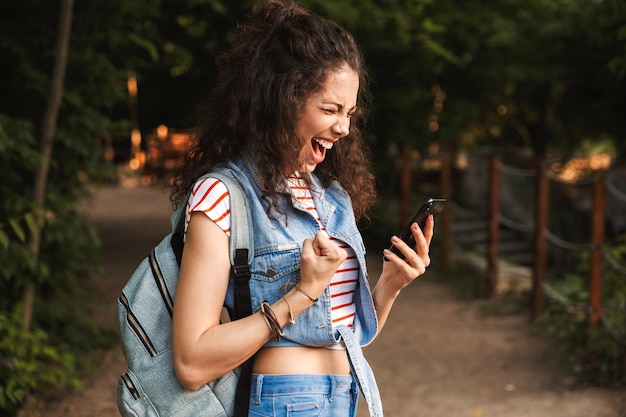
[0,312,81,414]
[32,207,113,351]
[0,116,45,302]
[136,0,253,130]
[0,0,625,411]
[295,0,626,183]
[0,212,36,250]
[419,0,625,156]
[303,0,458,155]
[0,1,159,412]
[0,117,47,251]
[534,236,626,386]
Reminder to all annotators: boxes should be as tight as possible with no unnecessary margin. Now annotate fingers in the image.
[422,214,435,244]
[300,232,347,292]
[412,218,432,268]
[388,220,431,262]
[301,237,315,260]
[383,218,433,282]
[384,236,430,275]
[311,232,347,262]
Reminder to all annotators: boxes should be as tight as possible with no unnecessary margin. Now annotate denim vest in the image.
[220,157,384,416]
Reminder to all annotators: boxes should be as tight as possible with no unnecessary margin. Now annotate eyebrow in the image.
[323,101,358,111]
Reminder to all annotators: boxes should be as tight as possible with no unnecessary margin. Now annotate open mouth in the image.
[312,138,333,161]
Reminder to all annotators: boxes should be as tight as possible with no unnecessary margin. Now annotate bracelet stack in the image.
[259,301,284,342]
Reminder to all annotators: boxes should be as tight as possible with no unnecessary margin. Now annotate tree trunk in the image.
[23,0,75,331]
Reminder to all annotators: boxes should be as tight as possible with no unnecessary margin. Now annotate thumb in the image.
[311,232,332,256]
[301,237,315,259]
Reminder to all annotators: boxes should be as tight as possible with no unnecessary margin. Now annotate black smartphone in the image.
[385,198,447,260]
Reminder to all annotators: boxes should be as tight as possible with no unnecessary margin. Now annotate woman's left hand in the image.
[380,214,434,293]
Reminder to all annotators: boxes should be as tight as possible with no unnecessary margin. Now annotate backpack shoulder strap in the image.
[205,171,254,321]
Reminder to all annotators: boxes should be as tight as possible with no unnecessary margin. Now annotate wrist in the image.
[375,274,402,300]
[270,290,315,329]
[294,283,319,303]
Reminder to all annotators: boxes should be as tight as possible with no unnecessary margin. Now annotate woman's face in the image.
[297,65,359,173]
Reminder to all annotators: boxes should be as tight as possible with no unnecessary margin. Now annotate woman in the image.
[170,1,434,416]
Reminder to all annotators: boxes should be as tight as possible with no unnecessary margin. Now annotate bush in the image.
[0,312,82,415]
[0,114,115,415]
[534,236,626,386]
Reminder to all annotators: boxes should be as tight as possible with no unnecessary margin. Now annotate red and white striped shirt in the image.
[185,175,359,331]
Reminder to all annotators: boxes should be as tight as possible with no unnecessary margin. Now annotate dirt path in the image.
[19,182,626,417]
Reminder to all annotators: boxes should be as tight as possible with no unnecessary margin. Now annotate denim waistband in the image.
[250,374,354,397]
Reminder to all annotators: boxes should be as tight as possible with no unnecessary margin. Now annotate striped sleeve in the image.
[184,177,232,239]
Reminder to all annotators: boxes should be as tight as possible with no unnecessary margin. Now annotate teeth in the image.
[314,138,333,150]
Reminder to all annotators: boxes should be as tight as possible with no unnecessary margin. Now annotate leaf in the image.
[24,212,38,233]
[0,230,8,249]
[8,219,25,242]
[128,33,159,63]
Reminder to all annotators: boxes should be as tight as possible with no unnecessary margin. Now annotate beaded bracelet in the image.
[259,301,284,342]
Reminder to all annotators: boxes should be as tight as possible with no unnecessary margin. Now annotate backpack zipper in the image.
[121,372,140,400]
[119,292,158,357]
[149,248,174,317]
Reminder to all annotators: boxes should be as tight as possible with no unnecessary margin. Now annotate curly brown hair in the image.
[171,0,376,220]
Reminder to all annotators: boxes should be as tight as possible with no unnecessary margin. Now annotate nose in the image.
[332,115,350,137]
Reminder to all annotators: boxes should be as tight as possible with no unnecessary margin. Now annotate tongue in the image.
[312,140,326,162]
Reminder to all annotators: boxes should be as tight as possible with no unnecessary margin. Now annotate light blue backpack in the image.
[117,170,254,417]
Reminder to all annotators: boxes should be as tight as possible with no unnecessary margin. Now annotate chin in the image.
[299,160,318,173]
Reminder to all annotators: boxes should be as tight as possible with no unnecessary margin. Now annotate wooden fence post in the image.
[487,154,501,298]
[532,159,549,320]
[589,170,606,328]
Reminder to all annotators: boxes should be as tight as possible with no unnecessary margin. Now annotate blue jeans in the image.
[249,374,358,417]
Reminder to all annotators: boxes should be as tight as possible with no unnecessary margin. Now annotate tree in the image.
[135,0,253,132]
[419,0,626,159]
[23,0,74,332]
[0,0,162,410]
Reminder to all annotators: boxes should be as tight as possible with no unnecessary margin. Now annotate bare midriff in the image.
[252,346,351,375]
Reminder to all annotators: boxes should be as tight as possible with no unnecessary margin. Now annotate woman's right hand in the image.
[298,232,346,298]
